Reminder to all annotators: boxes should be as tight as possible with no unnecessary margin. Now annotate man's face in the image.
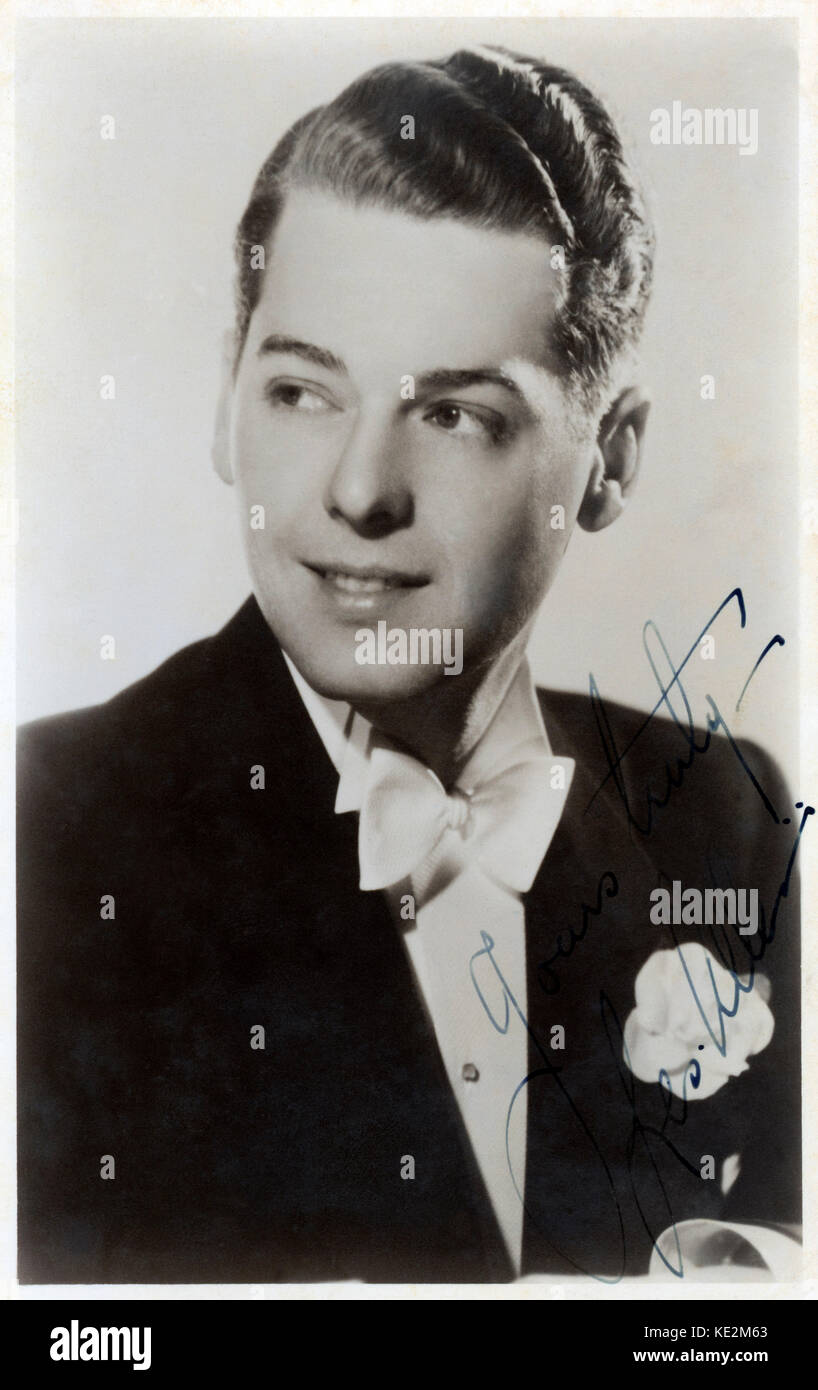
[220,187,597,703]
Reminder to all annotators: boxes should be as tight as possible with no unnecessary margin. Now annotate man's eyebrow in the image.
[256,334,347,374]
[255,341,538,407]
[414,367,525,399]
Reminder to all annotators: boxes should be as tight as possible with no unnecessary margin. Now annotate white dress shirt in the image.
[282,651,574,1273]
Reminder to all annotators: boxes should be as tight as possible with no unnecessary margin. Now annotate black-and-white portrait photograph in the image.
[9,3,813,1311]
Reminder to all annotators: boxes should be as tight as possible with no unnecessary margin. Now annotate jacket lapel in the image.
[191,597,514,1280]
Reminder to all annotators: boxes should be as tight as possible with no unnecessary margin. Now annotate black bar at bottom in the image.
[4,1295,807,1378]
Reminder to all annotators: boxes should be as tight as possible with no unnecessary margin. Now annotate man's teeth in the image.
[323,571,398,592]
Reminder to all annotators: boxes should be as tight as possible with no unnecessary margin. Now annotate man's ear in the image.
[577,385,650,533]
[212,329,236,486]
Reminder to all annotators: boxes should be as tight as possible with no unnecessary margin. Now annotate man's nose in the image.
[323,409,413,538]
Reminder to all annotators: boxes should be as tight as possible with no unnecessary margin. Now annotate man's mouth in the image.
[304,562,429,594]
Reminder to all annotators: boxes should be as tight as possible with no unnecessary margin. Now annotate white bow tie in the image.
[358,742,571,894]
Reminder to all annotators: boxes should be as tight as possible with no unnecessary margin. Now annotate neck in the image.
[352,627,532,787]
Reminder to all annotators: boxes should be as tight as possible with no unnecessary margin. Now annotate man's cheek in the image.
[485,521,553,627]
[245,526,294,578]
[236,464,303,537]
[459,557,532,636]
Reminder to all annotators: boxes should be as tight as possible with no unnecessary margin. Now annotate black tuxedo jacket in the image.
[17,597,801,1284]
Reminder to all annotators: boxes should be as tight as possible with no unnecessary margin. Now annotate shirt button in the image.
[462,1062,480,1082]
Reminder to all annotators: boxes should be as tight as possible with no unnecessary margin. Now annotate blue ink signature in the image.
[472,588,810,1280]
[587,587,783,833]
[536,870,619,997]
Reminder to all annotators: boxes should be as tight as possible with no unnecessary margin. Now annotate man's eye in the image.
[265,382,332,412]
[424,402,508,443]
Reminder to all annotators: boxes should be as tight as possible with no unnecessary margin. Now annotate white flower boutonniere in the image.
[623,943,774,1100]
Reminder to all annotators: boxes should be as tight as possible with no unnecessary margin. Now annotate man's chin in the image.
[287,650,455,707]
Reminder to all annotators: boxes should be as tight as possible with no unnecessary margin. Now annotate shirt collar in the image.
[283,649,554,816]
[282,651,353,775]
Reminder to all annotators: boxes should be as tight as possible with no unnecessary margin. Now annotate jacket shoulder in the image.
[18,625,227,806]
[16,596,326,848]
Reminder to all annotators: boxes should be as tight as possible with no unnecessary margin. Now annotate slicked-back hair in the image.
[233,46,654,416]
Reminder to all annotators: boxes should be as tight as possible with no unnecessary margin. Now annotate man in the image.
[17,46,800,1284]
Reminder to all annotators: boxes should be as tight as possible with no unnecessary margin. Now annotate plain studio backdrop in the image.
[15,17,799,784]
